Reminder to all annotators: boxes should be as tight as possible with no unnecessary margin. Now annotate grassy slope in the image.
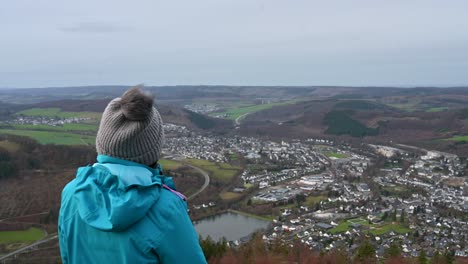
[0,140,21,152]
[0,227,45,244]
[324,110,379,137]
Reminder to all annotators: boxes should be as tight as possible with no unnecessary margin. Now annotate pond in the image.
[194,211,271,242]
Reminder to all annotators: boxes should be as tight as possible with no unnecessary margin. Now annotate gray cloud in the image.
[1,0,467,87]
[59,21,131,33]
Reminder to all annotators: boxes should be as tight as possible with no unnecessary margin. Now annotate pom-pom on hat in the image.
[96,86,164,165]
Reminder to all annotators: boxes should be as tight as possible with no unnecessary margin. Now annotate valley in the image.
[0,86,467,262]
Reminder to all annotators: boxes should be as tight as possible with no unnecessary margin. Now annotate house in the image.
[316,223,333,230]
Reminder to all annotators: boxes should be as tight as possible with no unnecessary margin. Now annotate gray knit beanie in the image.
[96,86,164,165]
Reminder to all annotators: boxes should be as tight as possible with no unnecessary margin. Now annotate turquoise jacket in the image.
[59,155,206,264]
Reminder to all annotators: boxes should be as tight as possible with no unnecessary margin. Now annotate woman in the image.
[59,86,206,263]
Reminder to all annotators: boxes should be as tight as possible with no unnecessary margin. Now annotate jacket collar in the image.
[96,155,163,175]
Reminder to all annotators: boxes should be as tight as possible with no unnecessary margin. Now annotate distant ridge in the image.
[23,99,233,132]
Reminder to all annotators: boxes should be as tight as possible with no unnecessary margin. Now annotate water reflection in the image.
[194,211,270,242]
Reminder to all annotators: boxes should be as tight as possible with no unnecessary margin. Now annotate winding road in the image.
[235,112,250,126]
[184,163,210,200]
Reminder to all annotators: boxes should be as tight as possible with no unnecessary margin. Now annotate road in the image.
[0,234,58,261]
[235,112,250,126]
[184,163,210,200]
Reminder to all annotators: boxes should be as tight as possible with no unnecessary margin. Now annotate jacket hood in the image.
[73,155,174,231]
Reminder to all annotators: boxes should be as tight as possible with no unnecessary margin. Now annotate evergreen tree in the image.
[199,235,228,261]
[400,209,405,223]
[382,211,389,221]
[355,240,376,264]
[418,250,427,264]
[432,251,444,264]
[444,250,455,264]
[296,194,306,207]
[392,209,397,222]
[385,241,401,258]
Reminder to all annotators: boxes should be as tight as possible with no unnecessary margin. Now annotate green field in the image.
[0,107,102,145]
[426,107,449,113]
[0,129,95,145]
[16,108,101,119]
[387,104,419,112]
[444,135,468,142]
[8,123,98,132]
[185,159,241,182]
[220,191,242,200]
[305,195,327,206]
[159,159,183,171]
[369,223,411,236]
[0,227,45,244]
[324,152,347,159]
[329,218,410,236]
[212,100,300,120]
[16,108,101,120]
[329,218,370,234]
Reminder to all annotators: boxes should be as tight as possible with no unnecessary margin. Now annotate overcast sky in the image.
[1,0,468,88]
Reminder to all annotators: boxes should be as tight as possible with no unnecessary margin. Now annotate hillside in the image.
[240,96,468,156]
[0,85,317,105]
[22,99,233,132]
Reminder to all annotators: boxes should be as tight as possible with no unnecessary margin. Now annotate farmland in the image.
[9,123,98,132]
[0,129,95,145]
[212,100,300,120]
[16,108,101,120]
[426,107,449,112]
[184,159,242,182]
[444,135,468,142]
[158,159,183,171]
[0,107,100,146]
[324,152,347,159]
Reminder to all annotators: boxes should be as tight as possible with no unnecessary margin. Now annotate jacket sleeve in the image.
[58,222,68,264]
[155,201,207,264]
[58,184,72,264]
